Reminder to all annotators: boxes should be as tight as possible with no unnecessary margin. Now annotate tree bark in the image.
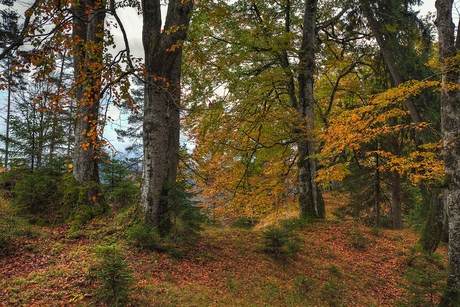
[359,1,424,131]
[436,0,460,304]
[141,0,193,231]
[391,134,403,230]
[296,0,325,219]
[375,151,381,227]
[420,187,445,254]
[391,170,402,230]
[72,0,108,215]
[5,56,11,169]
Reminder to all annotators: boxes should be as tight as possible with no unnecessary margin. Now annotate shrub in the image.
[126,222,162,251]
[397,248,446,306]
[99,157,140,209]
[320,278,348,306]
[109,179,139,208]
[260,227,301,262]
[60,173,109,231]
[92,245,135,306]
[0,198,33,257]
[231,216,257,229]
[162,179,205,241]
[11,167,61,215]
[127,179,204,257]
[0,167,30,197]
[280,217,308,231]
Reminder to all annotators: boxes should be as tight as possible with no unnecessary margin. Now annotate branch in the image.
[0,0,39,61]
[109,0,139,80]
[317,5,350,31]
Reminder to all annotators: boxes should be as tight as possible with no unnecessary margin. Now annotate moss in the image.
[61,173,109,232]
[440,174,452,188]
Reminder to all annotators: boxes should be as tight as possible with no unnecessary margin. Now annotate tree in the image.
[182,0,356,221]
[435,0,460,304]
[0,1,20,169]
[6,78,67,169]
[71,0,108,214]
[0,0,142,225]
[296,0,325,218]
[115,77,143,156]
[359,0,435,230]
[0,1,20,49]
[140,0,194,232]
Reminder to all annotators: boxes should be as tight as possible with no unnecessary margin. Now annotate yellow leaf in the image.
[68,164,73,169]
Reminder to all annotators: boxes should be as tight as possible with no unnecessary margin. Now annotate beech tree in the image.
[435,0,460,304]
[71,0,108,213]
[182,0,360,221]
[140,0,194,231]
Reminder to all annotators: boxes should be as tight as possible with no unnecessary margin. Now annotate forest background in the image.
[0,0,440,153]
[1,0,460,306]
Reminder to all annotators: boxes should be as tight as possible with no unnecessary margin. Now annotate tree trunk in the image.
[50,50,67,159]
[420,187,446,254]
[436,0,460,304]
[359,1,424,131]
[71,0,108,217]
[31,107,35,170]
[141,0,193,232]
[391,134,403,230]
[375,151,381,227]
[391,170,402,230]
[5,60,11,169]
[296,0,324,219]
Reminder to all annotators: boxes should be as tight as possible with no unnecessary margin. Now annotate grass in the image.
[0,196,448,306]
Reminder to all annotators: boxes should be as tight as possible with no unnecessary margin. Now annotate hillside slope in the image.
[0,196,447,306]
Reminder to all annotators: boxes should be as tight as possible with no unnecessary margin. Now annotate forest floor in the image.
[0,192,447,306]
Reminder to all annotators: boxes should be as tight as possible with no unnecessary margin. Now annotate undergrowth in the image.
[91,245,135,306]
[0,196,34,257]
[0,192,449,307]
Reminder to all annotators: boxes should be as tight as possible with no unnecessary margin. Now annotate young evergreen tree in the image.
[0,3,21,169]
[115,77,143,156]
[5,78,68,169]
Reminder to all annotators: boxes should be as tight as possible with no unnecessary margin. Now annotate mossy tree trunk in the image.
[71,0,108,221]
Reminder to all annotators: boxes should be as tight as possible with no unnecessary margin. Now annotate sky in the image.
[0,0,450,160]
[418,0,436,15]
